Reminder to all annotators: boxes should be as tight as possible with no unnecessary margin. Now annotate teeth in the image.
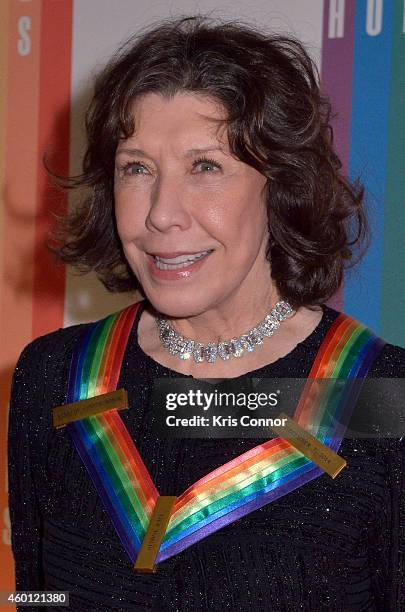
[155,251,209,264]
[154,251,210,270]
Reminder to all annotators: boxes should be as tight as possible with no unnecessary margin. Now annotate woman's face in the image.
[114,91,270,317]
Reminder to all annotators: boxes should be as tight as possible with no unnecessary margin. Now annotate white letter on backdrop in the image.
[328,0,345,38]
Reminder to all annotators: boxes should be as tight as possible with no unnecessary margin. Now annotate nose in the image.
[145,172,191,233]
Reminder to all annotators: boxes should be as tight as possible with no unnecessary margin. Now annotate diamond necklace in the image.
[155,300,295,364]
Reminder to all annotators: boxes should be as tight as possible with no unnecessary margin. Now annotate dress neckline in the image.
[63,302,382,567]
[129,300,339,380]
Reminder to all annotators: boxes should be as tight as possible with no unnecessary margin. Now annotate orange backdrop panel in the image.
[0,1,72,607]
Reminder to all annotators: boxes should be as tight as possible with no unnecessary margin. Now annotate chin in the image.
[142,286,217,319]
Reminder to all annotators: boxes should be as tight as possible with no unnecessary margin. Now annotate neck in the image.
[154,283,281,343]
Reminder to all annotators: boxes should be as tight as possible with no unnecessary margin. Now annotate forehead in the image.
[123,92,229,149]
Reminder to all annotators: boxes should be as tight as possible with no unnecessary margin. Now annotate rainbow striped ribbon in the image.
[65,302,385,565]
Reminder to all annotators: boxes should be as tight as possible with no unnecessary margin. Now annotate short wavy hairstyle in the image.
[47,14,368,309]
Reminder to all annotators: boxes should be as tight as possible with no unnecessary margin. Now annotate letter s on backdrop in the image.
[17,16,31,56]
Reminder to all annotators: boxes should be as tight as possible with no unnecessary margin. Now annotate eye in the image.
[192,156,222,173]
[116,160,150,177]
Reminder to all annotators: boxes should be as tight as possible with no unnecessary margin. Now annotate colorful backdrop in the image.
[1,0,404,605]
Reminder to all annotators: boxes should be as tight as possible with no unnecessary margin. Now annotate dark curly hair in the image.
[47,14,368,309]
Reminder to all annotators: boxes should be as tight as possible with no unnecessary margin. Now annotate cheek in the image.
[205,189,267,242]
[114,190,126,229]
[114,192,142,242]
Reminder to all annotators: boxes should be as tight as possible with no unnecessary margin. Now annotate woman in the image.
[8,15,405,612]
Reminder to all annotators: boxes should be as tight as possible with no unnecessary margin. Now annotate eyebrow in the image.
[115,145,226,158]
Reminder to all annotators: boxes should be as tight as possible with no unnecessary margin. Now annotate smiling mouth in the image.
[148,250,214,270]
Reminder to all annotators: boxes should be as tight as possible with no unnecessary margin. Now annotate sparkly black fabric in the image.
[8,301,405,612]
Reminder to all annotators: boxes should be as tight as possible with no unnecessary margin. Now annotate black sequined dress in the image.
[8,301,405,611]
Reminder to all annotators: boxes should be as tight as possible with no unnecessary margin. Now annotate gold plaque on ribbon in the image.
[134,496,177,573]
[270,413,347,478]
[52,388,128,429]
